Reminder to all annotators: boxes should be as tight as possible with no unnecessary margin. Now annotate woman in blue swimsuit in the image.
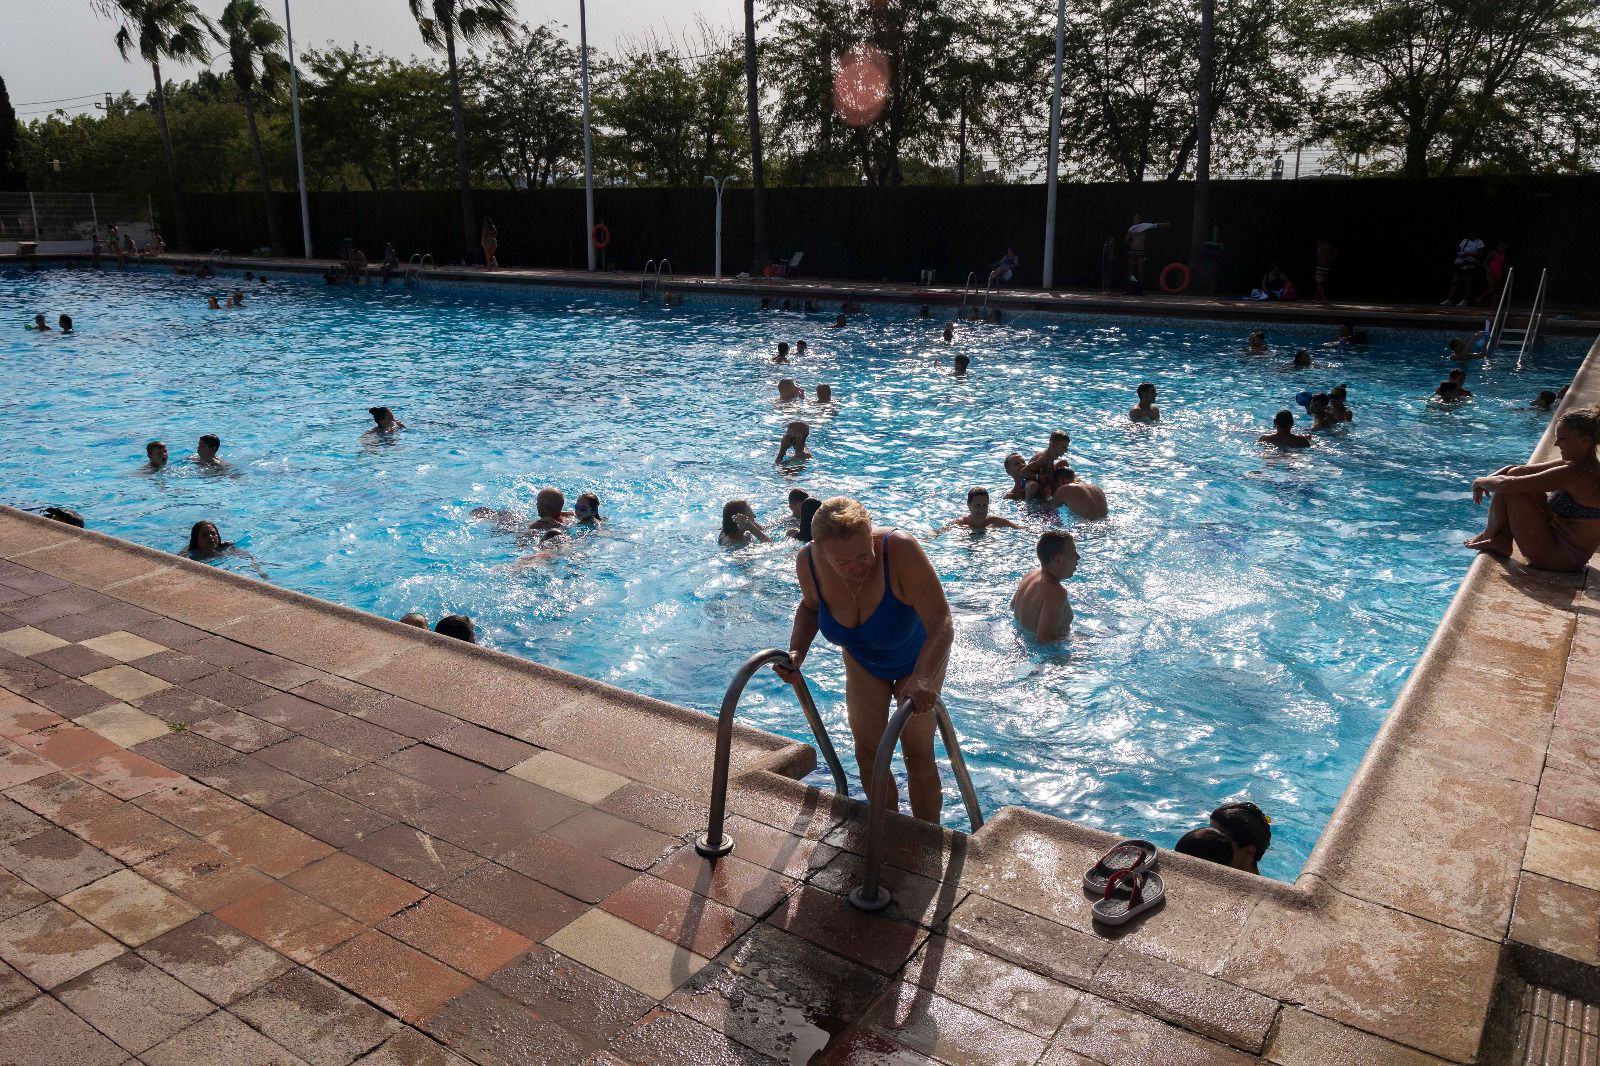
[1468,403,1600,571]
[774,497,955,823]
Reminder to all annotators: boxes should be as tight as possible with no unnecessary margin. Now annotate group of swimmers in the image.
[26,314,72,333]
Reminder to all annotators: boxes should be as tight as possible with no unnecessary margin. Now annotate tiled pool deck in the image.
[0,260,1596,1064]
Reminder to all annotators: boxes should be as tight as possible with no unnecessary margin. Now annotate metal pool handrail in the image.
[639,260,656,302]
[848,695,984,913]
[959,271,978,309]
[695,649,850,858]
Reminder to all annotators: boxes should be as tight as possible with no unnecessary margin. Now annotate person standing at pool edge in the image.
[481,218,499,268]
[775,498,955,823]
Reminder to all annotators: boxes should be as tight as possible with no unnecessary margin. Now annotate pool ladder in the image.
[959,271,978,310]
[404,253,434,285]
[696,649,984,913]
[639,259,673,304]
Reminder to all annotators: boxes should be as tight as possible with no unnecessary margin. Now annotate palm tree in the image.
[95,0,218,250]
[408,0,516,262]
[744,0,770,272]
[221,0,287,255]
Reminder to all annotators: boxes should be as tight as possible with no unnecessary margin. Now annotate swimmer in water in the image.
[1048,466,1108,519]
[778,378,805,402]
[1003,453,1032,500]
[573,492,601,525]
[231,289,245,306]
[795,340,808,357]
[530,487,573,531]
[1292,349,1312,368]
[953,353,970,377]
[719,500,772,545]
[1247,331,1268,352]
[814,384,833,403]
[207,296,221,310]
[30,314,51,331]
[773,341,790,364]
[57,315,73,334]
[363,406,406,435]
[829,314,847,329]
[180,520,268,577]
[195,434,225,469]
[144,441,168,471]
[399,613,429,628]
[1328,384,1354,422]
[785,488,811,530]
[1533,390,1558,412]
[943,322,954,343]
[1258,410,1312,448]
[1129,382,1160,422]
[1020,430,1071,482]
[1308,393,1338,431]
[1447,337,1478,361]
[435,615,477,643]
[936,487,1023,534]
[776,420,812,464]
[1011,530,1078,643]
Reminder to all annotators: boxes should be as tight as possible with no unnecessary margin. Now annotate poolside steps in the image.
[1490,959,1600,1066]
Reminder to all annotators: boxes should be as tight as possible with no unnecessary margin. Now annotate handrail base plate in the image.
[848,886,893,912]
[694,833,735,859]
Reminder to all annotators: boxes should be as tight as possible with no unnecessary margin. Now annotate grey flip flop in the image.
[1082,839,1158,894]
[1092,868,1165,926]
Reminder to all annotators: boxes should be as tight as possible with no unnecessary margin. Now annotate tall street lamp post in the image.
[284,0,311,258]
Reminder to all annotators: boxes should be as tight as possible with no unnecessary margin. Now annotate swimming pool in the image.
[3,262,1587,877]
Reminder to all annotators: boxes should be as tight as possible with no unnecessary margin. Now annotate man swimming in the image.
[363,406,406,435]
[195,434,225,468]
[1258,411,1311,448]
[776,421,812,464]
[1048,466,1108,519]
[1012,530,1078,643]
[1020,430,1071,481]
[530,487,573,531]
[773,342,790,363]
[936,487,1023,534]
[953,354,970,377]
[1130,383,1160,422]
[778,378,805,402]
[144,441,168,471]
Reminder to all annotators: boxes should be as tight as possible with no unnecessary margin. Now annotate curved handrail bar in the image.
[982,275,998,309]
[959,271,978,308]
[696,648,849,858]
[640,259,656,302]
[848,696,984,913]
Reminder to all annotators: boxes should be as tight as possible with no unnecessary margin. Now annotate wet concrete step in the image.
[1505,979,1600,1065]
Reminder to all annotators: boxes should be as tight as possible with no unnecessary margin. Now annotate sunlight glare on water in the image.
[1,263,1585,878]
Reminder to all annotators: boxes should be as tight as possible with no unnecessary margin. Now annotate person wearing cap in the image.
[1210,801,1272,873]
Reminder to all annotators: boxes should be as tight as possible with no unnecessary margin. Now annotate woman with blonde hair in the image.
[1467,403,1600,571]
[774,497,955,822]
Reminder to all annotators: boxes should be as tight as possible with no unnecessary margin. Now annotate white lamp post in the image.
[285,0,312,258]
[704,175,736,280]
[1041,0,1065,289]
[579,0,596,271]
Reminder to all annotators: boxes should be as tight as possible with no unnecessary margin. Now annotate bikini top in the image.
[807,531,926,681]
[1550,491,1600,521]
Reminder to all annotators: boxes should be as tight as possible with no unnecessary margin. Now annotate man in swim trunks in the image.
[936,487,1023,534]
[1130,383,1160,422]
[1048,466,1108,519]
[1011,530,1078,643]
[1126,215,1169,289]
[774,497,954,823]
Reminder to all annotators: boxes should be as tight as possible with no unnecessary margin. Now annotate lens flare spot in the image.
[833,44,889,128]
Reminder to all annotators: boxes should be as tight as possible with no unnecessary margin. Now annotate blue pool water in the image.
[2,263,1587,877]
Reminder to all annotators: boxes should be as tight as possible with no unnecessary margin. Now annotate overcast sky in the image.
[3,0,742,118]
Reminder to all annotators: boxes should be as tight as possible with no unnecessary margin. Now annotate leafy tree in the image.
[408,0,516,258]
[0,76,24,192]
[463,23,583,188]
[221,0,287,251]
[1321,0,1600,176]
[298,46,454,191]
[598,26,748,186]
[94,0,220,247]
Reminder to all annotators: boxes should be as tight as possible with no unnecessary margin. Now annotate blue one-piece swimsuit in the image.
[809,531,927,681]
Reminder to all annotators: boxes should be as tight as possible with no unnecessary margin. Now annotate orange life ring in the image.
[1158,262,1190,293]
[591,223,611,250]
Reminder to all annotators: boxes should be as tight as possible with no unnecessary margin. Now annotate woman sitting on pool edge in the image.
[180,520,268,578]
[774,497,955,823]
[1466,403,1600,571]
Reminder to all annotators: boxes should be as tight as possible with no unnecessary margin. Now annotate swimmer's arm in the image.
[1035,585,1068,643]
[987,517,1024,530]
[776,550,823,679]
[229,548,270,580]
[891,533,955,711]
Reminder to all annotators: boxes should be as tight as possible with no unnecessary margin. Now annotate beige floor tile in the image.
[508,750,628,804]
[1524,815,1600,892]
[61,869,200,946]
[1265,1007,1452,1065]
[80,665,170,703]
[0,626,69,657]
[75,703,171,747]
[81,632,169,663]
[545,909,710,1000]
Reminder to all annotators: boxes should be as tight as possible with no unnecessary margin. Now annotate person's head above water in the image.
[399,612,429,628]
[815,384,832,402]
[778,378,802,401]
[943,322,954,341]
[796,341,807,355]
[954,353,970,374]
[1050,465,1077,489]
[965,486,990,518]
[1136,382,1156,404]
[57,315,73,333]
[32,314,50,330]
[1534,389,1558,411]
[369,406,398,430]
[1448,368,1467,384]
[1210,800,1272,872]
[1309,393,1330,414]
[1293,349,1311,367]
[1036,530,1079,578]
[1273,410,1295,432]
[796,496,822,542]
[434,615,477,643]
[197,434,221,460]
[788,488,810,516]
[1047,430,1070,455]
[777,341,790,358]
[574,492,601,522]
[146,440,168,468]
[187,520,225,555]
[1174,827,1235,866]
[1248,331,1266,347]
[786,420,810,444]
[721,499,757,538]
[207,296,220,310]
[536,487,566,519]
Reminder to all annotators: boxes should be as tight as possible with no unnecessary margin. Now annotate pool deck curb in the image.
[16,249,1600,335]
[0,280,1594,1063]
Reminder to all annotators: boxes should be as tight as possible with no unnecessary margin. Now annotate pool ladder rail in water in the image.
[695,648,985,913]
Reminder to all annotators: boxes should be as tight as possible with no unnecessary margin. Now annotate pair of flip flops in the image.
[1083,839,1165,926]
